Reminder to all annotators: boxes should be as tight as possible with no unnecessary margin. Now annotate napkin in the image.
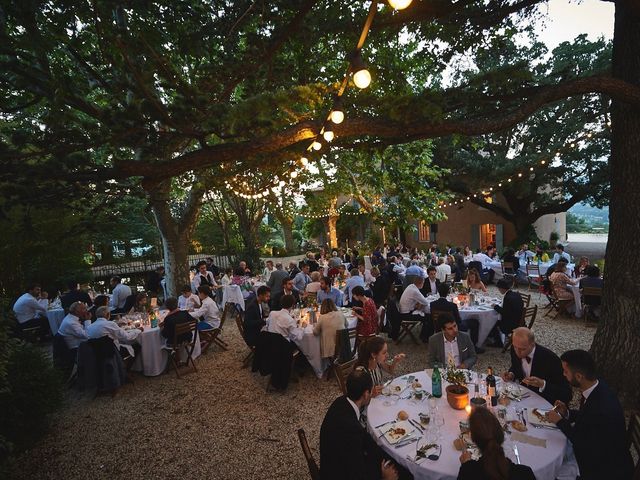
[511,432,547,448]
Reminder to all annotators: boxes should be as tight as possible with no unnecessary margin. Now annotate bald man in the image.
[501,327,571,405]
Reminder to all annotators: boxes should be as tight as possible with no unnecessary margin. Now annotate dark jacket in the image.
[457,458,535,480]
[371,275,392,307]
[272,289,300,311]
[420,278,441,297]
[243,298,266,347]
[267,269,290,299]
[320,396,383,480]
[61,289,93,311]
[557,380,633,480]
[429,297,462,325]
[494,290,524,335]
[508,344,571,405]
[251,331,294,390]
[161,310,193,345]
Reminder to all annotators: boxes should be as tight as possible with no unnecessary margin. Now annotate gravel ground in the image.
[10,286,596,480]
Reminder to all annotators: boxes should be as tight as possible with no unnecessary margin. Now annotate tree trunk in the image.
[280,216,296,252]
[590,1,640,407]
[327,215,338,248]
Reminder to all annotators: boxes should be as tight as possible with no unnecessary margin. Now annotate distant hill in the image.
[569,203,609,224]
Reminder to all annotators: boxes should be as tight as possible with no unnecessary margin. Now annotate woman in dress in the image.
[355,336,405,396]
[351,286,378,339]
[458,407,536,480]
[463,245,474,264]
[312,299,347,359]
[549,262,576,310]
[466,268,488,293]
[575,256,590,277]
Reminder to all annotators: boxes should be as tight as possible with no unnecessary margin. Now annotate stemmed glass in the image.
[434,414,445,441]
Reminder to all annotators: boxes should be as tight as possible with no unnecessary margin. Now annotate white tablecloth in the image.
[568,284,583,318]
[295,314,358,378]
[487,260,575,279]
[47,309,66,335]
[132,325,201,376]
[222,285,246,311]
[366,370,574,480]
[424,296,500,346]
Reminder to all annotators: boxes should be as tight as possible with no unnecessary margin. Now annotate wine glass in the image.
[428,396,438,413]
[434,414,445,441]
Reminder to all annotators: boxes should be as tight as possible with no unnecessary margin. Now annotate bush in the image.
[0,312,64,468]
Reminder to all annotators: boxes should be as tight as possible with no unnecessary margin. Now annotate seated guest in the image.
[351,286,378,338]
[470,250,496,284]
[313,299,348,359]
[205,257,220,277]
[430,283,480,349]
[465,268,487,293]
[391,255,406,276]
[575,256,590,277]
[337,264,350,282]
[426,313,477,369]
[300,251,320,273]
[453,248,466,281]
[580,266,604,314]
[501,248,519,273]
[435,257,451,282]
[463,245,473,264]
[178,284,200,310]
[317,276,343,307]
[320,368,404,480]
[545,350,633,480]
[458,407,535,480]
[516,243,535,262]
[89,295,109,322]
[160,297,193,345]
[265,294,304,343]
[272,278,301,310]
[12,284,49,335]
[328,251,342,268]
[344,268,365,305]
[551,244,571,264]
[371,267,392,308]
[403,262,425,289]
[288,261,301,279]
[192,261,218,292]
[238,260,252,275]
[357,263,376,289]
[305,271,322,294]
[549,262,576,311]
[293,264,312,293]
[61,281,93,311]
[532,244,549,263]
[266,263,289,306]
[355,336,404,394]
[399,276,432,341]
[339,248,351,264]
[58,301,92,353]
[420,266,440,296]
[87,306,142,356]
[501,327,571,405]
[108,276,132,312]
[244,286,271,347]
[121,292,148,315]
[493,279,524,336]
[188,285,221,330]
[220,267,233,286]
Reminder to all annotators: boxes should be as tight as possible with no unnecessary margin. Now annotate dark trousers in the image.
[19,316,50,336]
[481,268,496,284]
[459,317,479,345]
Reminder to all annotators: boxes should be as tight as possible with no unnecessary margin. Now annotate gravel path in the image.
[11,286,596,480]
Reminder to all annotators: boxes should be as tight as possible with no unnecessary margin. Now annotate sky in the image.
[535,0,614,48]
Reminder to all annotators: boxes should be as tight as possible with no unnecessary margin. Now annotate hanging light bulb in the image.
[312,140,322,151]
[323,126,334,142]
[279,180,286,187]
[300,156,309,166]
[330,98,344,124]
[351,50,371,89]
[290,170,298,178]
[388,0,412,9]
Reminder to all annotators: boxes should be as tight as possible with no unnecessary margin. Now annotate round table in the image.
[366,370,571,480]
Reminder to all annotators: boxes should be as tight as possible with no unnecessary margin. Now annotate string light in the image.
[351,50,371,89]
[300,156,309,166]
[388,0,413,9]
[330,97,344,124]
[323,126,334,142]
[312,140,322,151]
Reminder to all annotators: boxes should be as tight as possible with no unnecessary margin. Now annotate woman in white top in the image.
[312,298,348,359]
[305,271,322,294]
[220,267,233,286]
[354,336,405,396]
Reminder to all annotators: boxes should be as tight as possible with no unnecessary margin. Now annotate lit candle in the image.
[465,404,472,416]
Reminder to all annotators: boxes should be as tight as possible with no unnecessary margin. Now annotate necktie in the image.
[525,356,531,364]
[579,395,585,409]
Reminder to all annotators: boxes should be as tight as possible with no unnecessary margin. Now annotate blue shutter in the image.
[470,225,480,250]
[496,224,504,252]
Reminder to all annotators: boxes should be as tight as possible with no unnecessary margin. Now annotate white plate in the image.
[528,408,558,428]
[379,420,417,445]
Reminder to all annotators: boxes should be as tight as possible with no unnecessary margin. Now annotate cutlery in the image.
[514,444,521,465]
[394,437,418,449]
[409,419,424,433]
[374,420,394,429]
[405,454,425,465]
[522,408,527,426]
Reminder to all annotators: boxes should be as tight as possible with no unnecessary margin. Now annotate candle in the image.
[465,404,472,416]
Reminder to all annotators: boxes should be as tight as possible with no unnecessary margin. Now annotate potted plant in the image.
[549,231,560,248]
[444,364,470,410]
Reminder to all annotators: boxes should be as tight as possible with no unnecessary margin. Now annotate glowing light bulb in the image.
[300,157,309,166]
[312,140,322,151]
[353,68,371,89]
[290,171,298,178]
[388,0,413,9]
[323,130,334,142]
[330,109,344,124]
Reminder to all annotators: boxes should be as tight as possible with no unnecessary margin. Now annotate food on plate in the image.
[498,395,511,406]
[510,420,527,432]
[532,408,549,422]
[397,410,409,421]
[412,381,422,389]
[453,437,465,450]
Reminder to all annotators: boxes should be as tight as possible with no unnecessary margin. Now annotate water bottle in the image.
[432,365,442,398]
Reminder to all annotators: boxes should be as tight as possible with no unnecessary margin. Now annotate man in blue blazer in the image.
[545,350,633,480]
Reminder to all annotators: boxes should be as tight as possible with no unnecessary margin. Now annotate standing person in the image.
[192,261,217,293]
[145,266,165,299]
[12,284,49,335]
[288,261,301,279]
[458,407,535,480]
[243,286,271,347]
[262,260,275,282]
[61,280,93,311]
[205,257,220,277]
[351,286,378,338]
[545,350,633,480]
[312,298,348,359]
[319,369,403,480]
[108,276,131,312]
[552,244,571,264]
[266,263,290,307]
[293,264,312,293]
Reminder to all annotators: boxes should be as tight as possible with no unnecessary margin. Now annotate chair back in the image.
[172,320,197,349]
[444,273,456,284]
[526,264,540,276]
[501,261,515,275]
[88,335,117,360]
[582,286,603,305]
[297,428,320,480]
[431,309,447,332]
[521,305,538,330]
[468,261,483,274]
[518,292,532,307]
[333,357,358,395]
[334,327,357,362]
[235,314,245,337]
[53,333,75,372]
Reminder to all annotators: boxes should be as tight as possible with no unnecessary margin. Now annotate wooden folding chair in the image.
[297,428,320,480]
[333,357,358,395]
[444,273,456,285]
[626,411,640,480]
[396,317,421,345]
[526,264,542,293]
[162,320,198,378]
[501,261,517,288]
[517,292,532,307]
[200,303,236,354]
[235,315,255,368]
[503,305,537,352]
[543,290,571,320]
[582,286,603,322]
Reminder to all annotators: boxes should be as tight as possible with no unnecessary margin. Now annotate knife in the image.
[522,408,527,426]
[394,437,418,449]
[513,444,521,465]
[409,419,424,433]
[374,420,394,429]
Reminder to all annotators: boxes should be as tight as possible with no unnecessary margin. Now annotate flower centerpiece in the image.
[444,362,470,410]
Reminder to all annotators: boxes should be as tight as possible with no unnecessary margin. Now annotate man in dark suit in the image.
[61,280,93,312]
[288,261,301,280]
[501,327,571,405]
[426,313,477,369]
[271,277,300,311]
[545,350,633,480]
[266,263,289,307]
[430,283,481,350]
[493,278,524,335]
[420,266,440,296]
[320,368,405,480]
[243,286,270,347]
[160,297,193,345]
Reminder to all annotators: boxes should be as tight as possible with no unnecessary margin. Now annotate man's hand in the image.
[372,385,384,397]
[545,409,562,424]
[553,400,568,417]
[459,450,472,464]
[522,376,545,389]
[381,460,399,480]
[501,371,515,382]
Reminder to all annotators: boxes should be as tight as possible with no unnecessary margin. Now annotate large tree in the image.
[2,0,640,401]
